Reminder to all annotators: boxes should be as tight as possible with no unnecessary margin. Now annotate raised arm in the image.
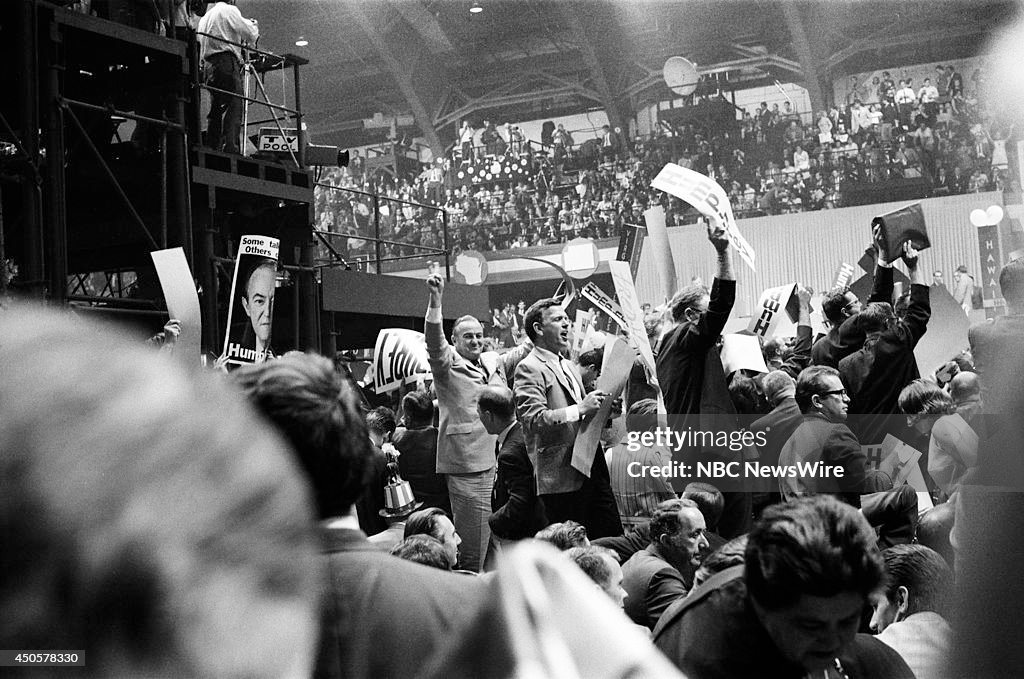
[425,274,452,372]
[780,287,813,379]
[896,244,931,347]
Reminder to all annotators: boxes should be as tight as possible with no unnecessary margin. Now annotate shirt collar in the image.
[497,421,517,449]
[533,345,562,362]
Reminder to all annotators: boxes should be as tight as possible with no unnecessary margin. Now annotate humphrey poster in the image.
[221,235,280,366]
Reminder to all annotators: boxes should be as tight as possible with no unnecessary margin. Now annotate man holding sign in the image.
[425,274,506,572]
[514,298,622,539]
[656,219,734,422]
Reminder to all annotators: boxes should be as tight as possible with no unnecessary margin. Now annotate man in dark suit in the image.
[750,371,802,517]
[234,354,486,679]
[479,385,547,569]
[514,298,622,539]
[394,390,450,514]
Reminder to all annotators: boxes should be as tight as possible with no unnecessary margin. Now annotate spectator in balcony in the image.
[946,65,963,101]
[553,124,574,154]
[968,169,990,193]
[918,78,940,123]
[481,121,505,157]
[895,80,917,129]
[894,140,921,178]
[912,120,937,179]
[881,71,897,102]
[458,120,474,162]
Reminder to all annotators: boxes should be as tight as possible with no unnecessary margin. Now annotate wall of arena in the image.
[634,190,1003,314]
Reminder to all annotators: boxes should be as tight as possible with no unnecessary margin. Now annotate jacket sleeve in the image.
[514,358,576,433]
[645,569,690,629]
[697,278,736,345]
[781,324,812,380]
[894,283,931,348]
[425,312,453,374]
[867,265,894,304]
[488,447,537,538]
[829,426,866,508]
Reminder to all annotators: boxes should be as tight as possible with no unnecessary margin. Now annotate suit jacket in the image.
[778,413,866,507]
[811,267,894,368]
[750,397,803,468]
[489,422,547,539]
[315,526,486,679]
[621,544,690,630]
[394,426,451,513]
[426,313,506,474]
[514,346,588,495]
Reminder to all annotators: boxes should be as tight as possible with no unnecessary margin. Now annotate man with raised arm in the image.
[425,273,506,571]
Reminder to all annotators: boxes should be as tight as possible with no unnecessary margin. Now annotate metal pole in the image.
[160,128,168,248]
[373,194,382,274]
[293,59,304,167]
[18,0,44,299]
[442,208,451,281]
[44,9,67,304]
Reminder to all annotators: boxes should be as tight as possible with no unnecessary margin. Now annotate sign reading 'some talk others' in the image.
[221,235,280,367]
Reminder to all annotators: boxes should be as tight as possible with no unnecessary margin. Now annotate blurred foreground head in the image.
[0,309,320,678]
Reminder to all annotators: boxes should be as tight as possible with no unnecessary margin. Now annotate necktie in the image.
[561,359,584,402]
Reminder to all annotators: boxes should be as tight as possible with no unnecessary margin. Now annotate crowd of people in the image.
[8,208,1024,677]
[312,62,1013,263]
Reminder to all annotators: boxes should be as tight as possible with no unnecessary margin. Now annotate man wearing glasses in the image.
[777,366,867,507]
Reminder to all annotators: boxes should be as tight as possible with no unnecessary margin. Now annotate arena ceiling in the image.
[244,0,1019,151]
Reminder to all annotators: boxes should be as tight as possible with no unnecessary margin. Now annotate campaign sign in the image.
[221,235,280,366]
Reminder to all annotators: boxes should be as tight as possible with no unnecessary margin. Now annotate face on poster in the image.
[222,235,280,365]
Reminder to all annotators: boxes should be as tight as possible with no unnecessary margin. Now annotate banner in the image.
[571,309,595,359]
[609,261,656,379]
[580,282,627,328]
[150,247,202,364]
[221,235,280,366]
[651,163,756,272]
[372,328,432,394]
[720,334,769,375]
[748,283,797,339]
[977,223,1005,317]
[832,262,857,289]
[643,205,678,300]
[571,337,634,477]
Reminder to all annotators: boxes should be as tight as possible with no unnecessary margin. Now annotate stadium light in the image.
[295,36,309,47]
[470,3,483,13]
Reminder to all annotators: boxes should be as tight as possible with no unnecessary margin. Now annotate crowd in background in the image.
[312,62,1014,265]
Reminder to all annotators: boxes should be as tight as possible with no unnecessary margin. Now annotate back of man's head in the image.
[390,534,451,571]
[478,384,516,421]
[950,371,981,404]
[576,347,603,373]
[682,483,724,531]
[234,352,374,520]
[999,259,1024,309]
[2,309,320,678]
[858,302,895,334]
[625,398,659,433]
[366,406,397,441]
[762,370,796,408]
[745,495,884,611]
[881,544,953,618]
[535,520,589,550]
[401,390,434,427]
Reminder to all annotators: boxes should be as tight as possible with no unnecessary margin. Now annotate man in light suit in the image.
[426,273,507,571]
[513,298,623,539]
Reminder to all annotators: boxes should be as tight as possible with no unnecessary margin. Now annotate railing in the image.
[313,183,452,279]
[192,32,304,165]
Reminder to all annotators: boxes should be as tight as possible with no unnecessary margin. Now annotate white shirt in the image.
[918,85,939,103]
[197,2,258,63]
[895,87,916,105]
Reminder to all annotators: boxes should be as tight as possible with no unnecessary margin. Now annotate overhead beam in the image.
[825,22,993,72]
[348,3,447,156]
[390,0,455,54]
[781,2,828,112]
[560,2,627,130]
